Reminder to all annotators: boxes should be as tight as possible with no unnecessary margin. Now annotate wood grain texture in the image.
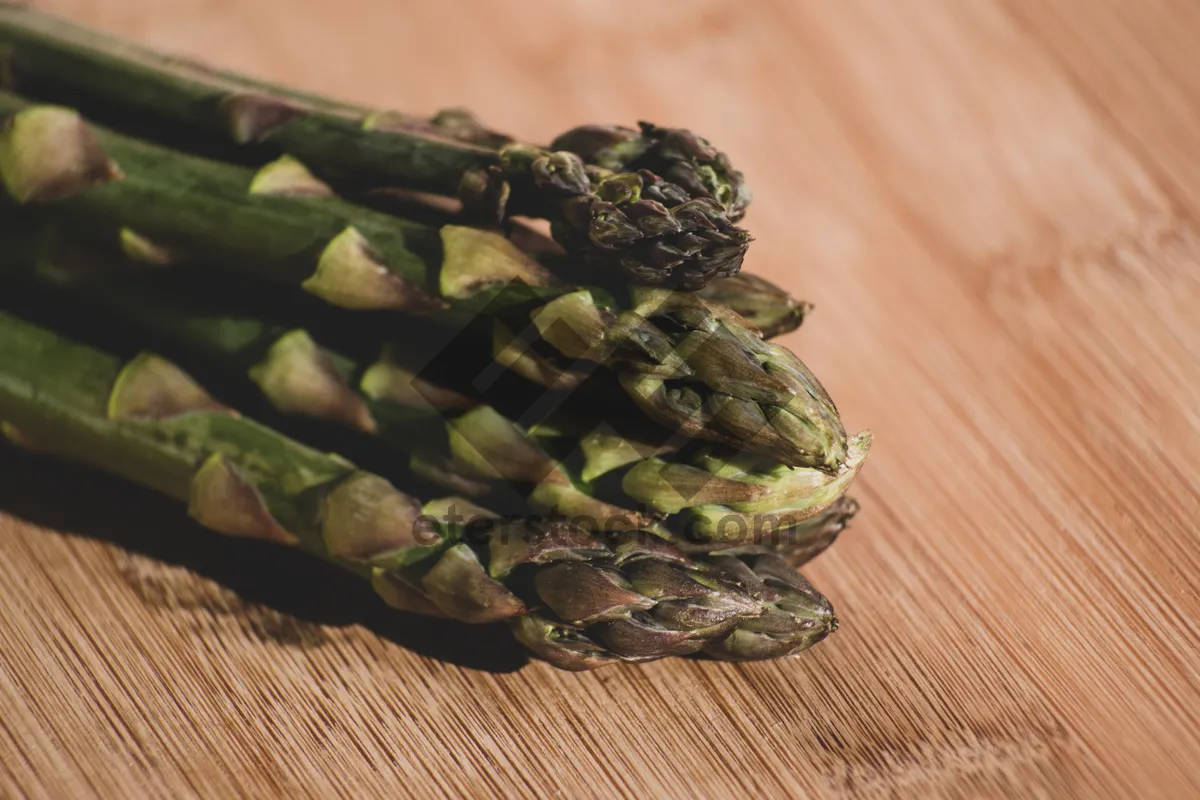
[2,1,1198,797]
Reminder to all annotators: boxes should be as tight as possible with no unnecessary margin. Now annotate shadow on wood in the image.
[0,443,530,674]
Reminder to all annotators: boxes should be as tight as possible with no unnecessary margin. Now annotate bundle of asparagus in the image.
[0,90,848,471]
[0,313,837,669]
[0,7,870,670]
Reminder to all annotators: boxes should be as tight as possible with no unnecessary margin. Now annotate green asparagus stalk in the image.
[0,94,855,472]
[0,310,839,667]
[0,5,751,288]
[0,224,866,547]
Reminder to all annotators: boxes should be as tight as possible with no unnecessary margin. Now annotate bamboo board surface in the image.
[1,1,1198,797]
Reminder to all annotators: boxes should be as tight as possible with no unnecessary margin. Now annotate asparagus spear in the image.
[0,94,854,471]
[0,310,839,667]
[0,5,748,219]
[0,224,866,547]
[0,4,751,288]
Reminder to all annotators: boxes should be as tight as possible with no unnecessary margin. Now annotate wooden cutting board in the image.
[2,1,1197,797]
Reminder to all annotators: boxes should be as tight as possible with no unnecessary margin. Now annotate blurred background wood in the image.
[2,1,1197,797]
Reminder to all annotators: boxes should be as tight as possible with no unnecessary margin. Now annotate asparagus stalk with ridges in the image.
[0,4,751,289]
[0,310,839,667]
[0,93,859,473]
